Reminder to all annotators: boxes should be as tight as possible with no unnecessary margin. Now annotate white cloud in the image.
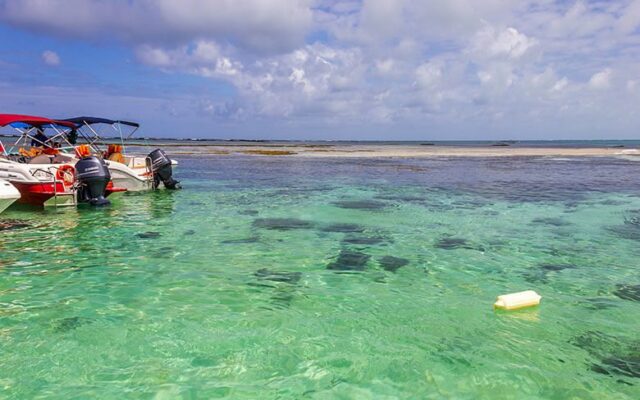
[0,0,312,54]
[41,50,60,66]
[470,26,537,60]
[415,62,442,88]
[376,58,395,74]
[552,77,568,92]
[589,68,612,90]
[3,0,640,138]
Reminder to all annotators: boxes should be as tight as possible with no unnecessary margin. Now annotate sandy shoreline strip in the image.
[152,144,640,158]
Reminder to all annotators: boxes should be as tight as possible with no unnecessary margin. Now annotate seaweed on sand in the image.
[242,150,296,156]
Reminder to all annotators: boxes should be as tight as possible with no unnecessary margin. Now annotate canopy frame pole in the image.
[7,125,75,154]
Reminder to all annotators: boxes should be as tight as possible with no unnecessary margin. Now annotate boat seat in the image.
[108,152,125,164]
[52,154,73,164]
[29,154,53,164]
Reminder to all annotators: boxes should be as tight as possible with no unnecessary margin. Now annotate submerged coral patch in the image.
[378,256,409,272]
[137,231,161,239]
[52,316,92,333]
[342,235,387,246]
[606,210,640,241]
[594,355,640,378]
[332,200,388,210]
[252,218,314,230]
[239,209,259,216]
[222,237,260,244]
[434,237,473,250]
[614,284,640,302]
[571,331,640,380]
[320,223,366,233]
[607,225,640,241]
[327,250,371,271]
[254,268,302,284]
[531,217,572,227]
[524,264,577,284]
[0,220,30,231]
[540,264,577,272]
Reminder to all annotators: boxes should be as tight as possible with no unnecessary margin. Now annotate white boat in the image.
[0,114,123,207]
[62,117,180,191]
[0,178,20,213]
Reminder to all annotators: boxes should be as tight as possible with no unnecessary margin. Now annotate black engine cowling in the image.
[147,148,180,190]
[75,156,111,206]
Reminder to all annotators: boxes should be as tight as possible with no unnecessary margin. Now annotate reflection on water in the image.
[1,155,640,398]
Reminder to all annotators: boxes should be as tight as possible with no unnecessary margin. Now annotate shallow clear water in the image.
[1,155,640,399]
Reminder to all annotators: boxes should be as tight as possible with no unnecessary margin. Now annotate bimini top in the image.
[63,116,139,128]
[0,114,76,128]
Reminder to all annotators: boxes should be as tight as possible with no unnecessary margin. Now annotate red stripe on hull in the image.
[10,181,69,207]
[105,180,127,197]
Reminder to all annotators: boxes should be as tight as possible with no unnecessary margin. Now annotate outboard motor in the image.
[75,156,111,206]
[147,148,180,189]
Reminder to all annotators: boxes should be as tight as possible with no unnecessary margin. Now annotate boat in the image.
[0,114,121,207]
[0,178,20,213]
[62,117,180,191]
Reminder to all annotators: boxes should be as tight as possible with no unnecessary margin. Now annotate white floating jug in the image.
[494,290,541,311]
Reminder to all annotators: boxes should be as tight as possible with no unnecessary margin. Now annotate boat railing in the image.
[30,166,69,208]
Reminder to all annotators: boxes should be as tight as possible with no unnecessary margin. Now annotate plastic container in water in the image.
[494,290,541,311]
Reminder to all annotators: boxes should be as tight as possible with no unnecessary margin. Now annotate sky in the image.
[0,0,639,140]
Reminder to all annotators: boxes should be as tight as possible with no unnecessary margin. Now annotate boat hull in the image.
[105,156,178,192]
[11,181,74,207]
[0,179,20,213]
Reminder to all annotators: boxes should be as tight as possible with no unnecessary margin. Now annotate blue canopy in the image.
[63,116,139,128]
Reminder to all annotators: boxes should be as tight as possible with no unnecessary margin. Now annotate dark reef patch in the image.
[0,220,30,231]
[434,237,474,250]
[607,225,640,241]
[599,199,629,206]
[540,264,577,272]
[571,331,640,380]
[374,194,425,203]
[320,223,366,233]
[332,200,388,210]
[327,250,371,271]
[191,356,217,367]
[252,218,314,231]
[184,229,196,236]
[239,209,259,216]
[342,235,387,246]
[137,231,161,239]
[378,256,409,272]
[52,316,92,333]
[531,217,572,227]
[222,237,260,244]
[606,210,640,241]
[583,298,618,310]
[594,355,640,379]
[614,284,640,302]
[254,268,302,284]
[524,264,577,284]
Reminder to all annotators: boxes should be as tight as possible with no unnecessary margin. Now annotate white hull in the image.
[0,157,77,207]
[105,156,178,192]
[0,179,21,213]
[105,157,152,192]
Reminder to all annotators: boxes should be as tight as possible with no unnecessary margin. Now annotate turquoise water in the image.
[1,155,639,399]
